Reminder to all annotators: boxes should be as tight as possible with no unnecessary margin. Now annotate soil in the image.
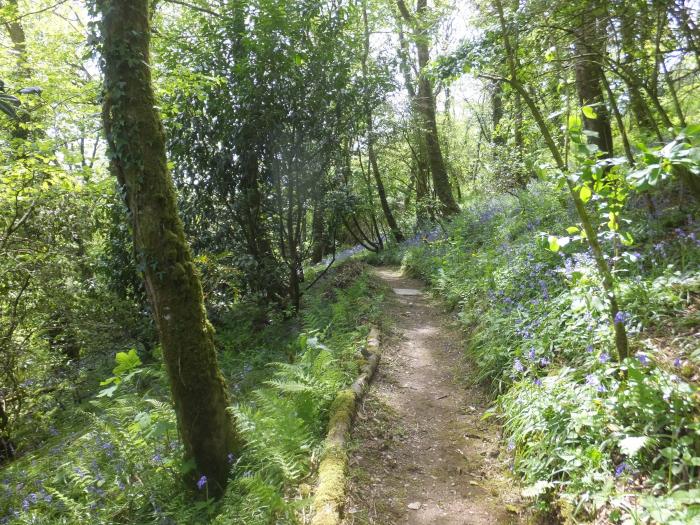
[342,267,524,525]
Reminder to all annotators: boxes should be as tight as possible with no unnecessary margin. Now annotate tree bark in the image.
[397,22,432,227]
[574,0,614,159]
[98,0,241,496]
[397,0,459,217]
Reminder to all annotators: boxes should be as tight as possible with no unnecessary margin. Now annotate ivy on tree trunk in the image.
[97,0,242,496]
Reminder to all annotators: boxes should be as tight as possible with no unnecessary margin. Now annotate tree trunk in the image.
[362,0,404,244]
[493,0,630,362]
[310,197,326,264]
[491,80,504,146]
[98,0,241,496]
[397,0,459,217]
[574,0,614,159]
[397,22,432,227]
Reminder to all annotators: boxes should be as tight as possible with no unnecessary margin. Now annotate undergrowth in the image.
[399,181,700,524]
[0,261,385,524]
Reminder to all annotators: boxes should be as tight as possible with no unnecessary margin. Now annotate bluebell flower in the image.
[586,345,593,353]
[614,462,628,477]
[673,358,682,368]
[197,476,207,490]
[227,453,235,464]
[637,353,650,366]
[599,352,610,364]
[528,348,536,360]
[533,378,542,386]
[513,359,525,373]
[539,357,550,367]
[614,311,630,325]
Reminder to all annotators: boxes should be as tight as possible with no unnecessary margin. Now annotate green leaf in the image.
[619,436,648,457]
[620,232,634,246]
[566,226,580,235]
[568,114,582,132]
[547,235,560,252]
[661,447,680,460]
[579,185,592,203]
[582,105,598,119]
[113,349,141,376]
[96,384,119,398]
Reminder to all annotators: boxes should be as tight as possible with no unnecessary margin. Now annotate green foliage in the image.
[400,180,700,522]
[0,261,383,524]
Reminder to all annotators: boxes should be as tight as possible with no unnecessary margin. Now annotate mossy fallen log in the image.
[310,326,380,525]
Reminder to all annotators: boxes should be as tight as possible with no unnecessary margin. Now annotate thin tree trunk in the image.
[492,0,630,362]
[600,71,634,164]
[362,0,404,243]
[98,0,241,496]
[397,0,459,217]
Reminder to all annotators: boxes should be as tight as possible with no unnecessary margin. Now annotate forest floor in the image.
[342,267,524,525]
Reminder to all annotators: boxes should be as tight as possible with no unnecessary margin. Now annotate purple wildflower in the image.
[533,378,543,386]
[614,462,628,477]
[528,348,536,360]
[614,311,630,325]
[599,352,610,364]
[227,453,235,464]
[196,476,207,490]
[514,359,525,373]
[673,358,682,368]
[539,357,550,367]
[586,345,593,353]
[637,353,650,366]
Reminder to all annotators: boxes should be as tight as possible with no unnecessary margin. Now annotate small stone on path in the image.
[407,501,422,510]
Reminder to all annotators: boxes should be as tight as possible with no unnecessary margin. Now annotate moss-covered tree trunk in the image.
[97,0,241,496]
[396,22,432,227]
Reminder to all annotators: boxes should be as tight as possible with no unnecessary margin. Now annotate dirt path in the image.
[343,267,523,525]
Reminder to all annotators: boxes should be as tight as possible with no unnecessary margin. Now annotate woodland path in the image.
[342,267,523,525]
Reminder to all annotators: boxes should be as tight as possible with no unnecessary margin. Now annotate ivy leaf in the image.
[113,348,142,376]
[96,384,119,398]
